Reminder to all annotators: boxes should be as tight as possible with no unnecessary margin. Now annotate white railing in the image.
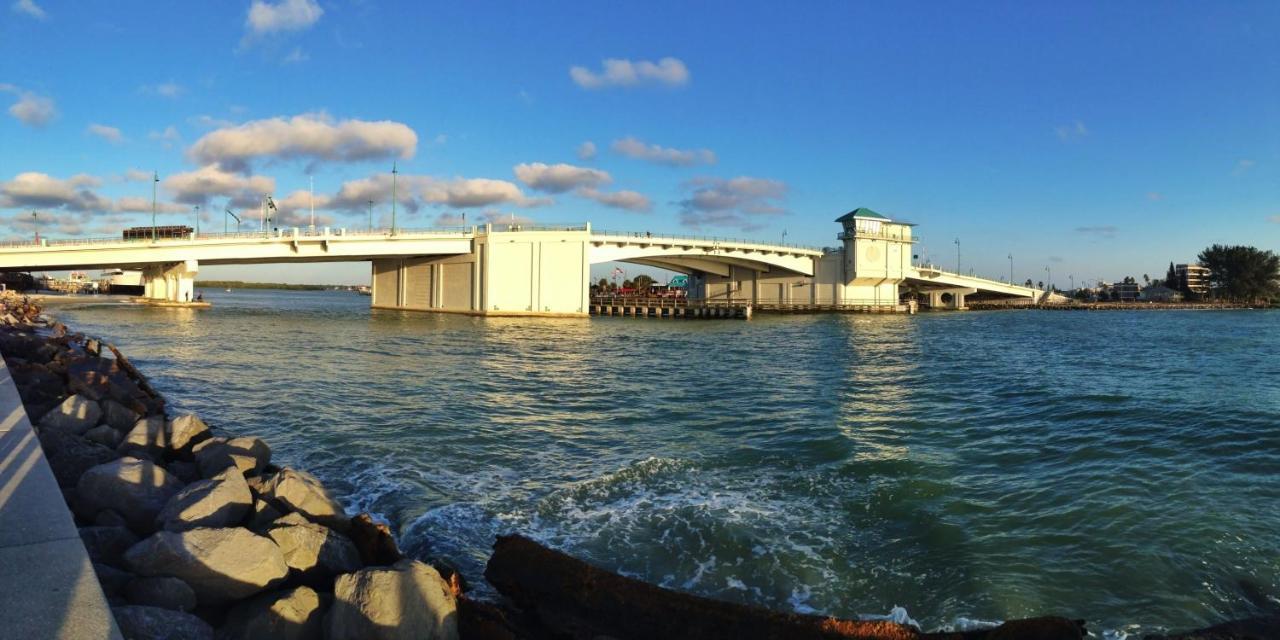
[593,229,821,252]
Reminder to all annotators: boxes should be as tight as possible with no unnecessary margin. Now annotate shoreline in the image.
[3,290,1271,639]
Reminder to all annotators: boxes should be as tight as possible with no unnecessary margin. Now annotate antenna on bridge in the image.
[224,207,240,233]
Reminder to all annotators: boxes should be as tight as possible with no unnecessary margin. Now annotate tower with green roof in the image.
[832,207,916,303]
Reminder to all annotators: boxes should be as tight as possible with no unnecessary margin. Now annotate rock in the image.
[267,521,362,583]
[118,415,167,460]
[1145,615,1280,640]
[112,605,214,640]
[167,460,201,484]
[272,512,312,528]
[102,398,142,431]
[32,423,81,459]
[86,338,100,356]
[94,509,128,527]
[76,458,184,533]
[125,576,198,613]
[984,617,1086,639]
[166,414,211,457]
[196,436,271,477]
[46,436,119,488]
[248,499,284,531]
[85,424,123,447]
[219,586,327,640]
[326,559,458,640]
[38,394,103,435]
[66,357,119,401]
[260,469,347,530]
[156,467,253,532]
[92,562,135,601]
[125,527,289,605]
[349,513,403,566]
[79,525,140,568]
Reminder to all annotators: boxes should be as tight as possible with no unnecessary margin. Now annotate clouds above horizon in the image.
[244,0,323,39]
[87,124,125,144]
[163,164,276,207]
[188,113,418,172]
[329,172,545,213]
[611,137,715,167]
[11,0,45,20]
[0,84,57,127]
[678,177,787,231]
[570,57,689,89]
[0,171,186,219]
[514,162,610,193]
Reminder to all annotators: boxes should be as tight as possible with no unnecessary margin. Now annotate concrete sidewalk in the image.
[0,355,121,639]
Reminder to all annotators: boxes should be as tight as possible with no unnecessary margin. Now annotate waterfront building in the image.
[1175,263,1210,295]
[1112,281,1140,302]
[1139,285,1182,302]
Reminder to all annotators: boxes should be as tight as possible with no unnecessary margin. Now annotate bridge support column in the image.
[926,287,977,310]
[141,260,199,303]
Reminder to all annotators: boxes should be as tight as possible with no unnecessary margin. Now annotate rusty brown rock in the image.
[485,534,921,640]
[348,513,402,566]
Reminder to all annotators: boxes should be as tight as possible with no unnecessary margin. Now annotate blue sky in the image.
[1,0,1276,285]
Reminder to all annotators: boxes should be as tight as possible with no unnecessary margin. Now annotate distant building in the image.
[1175,263,1210,295]
[1139,285,1183,302]
[1113,281,1140,302]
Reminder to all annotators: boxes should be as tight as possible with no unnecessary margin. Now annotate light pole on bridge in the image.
[31,210,38,243]
[193,205,200,237]
[390,162,398,236]
[954,237,960,273]
[367,200,373,231]
[151,171,159,242]
[1069,274,1074,292]
[1045,265,1052,292]
[1008,253,1013,284]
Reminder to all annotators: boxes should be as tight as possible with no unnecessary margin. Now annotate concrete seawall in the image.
[0,355,122,639]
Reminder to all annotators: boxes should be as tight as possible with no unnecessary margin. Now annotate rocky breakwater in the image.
[0,292,458,640]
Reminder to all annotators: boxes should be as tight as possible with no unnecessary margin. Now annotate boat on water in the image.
[99,268,144,296]
[356,285,371,296]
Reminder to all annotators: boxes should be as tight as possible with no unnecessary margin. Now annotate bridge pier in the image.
[926,287,977,310]
[141,260,199,304]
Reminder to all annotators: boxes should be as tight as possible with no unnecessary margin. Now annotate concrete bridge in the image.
[0,209,1038,315]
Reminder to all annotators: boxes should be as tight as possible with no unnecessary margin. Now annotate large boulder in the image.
[156,467,253,532]
[166,414,211,457]
[349,513,403,566]
[102,398,142,432]
[84,424,123,448]
[66,356,119,401]
[248,499,284,531]
[195,436,271,477]
[93,562,134,602]
[326,559,458,640]
[267,521,362,583]
[112,605,214,640]
[260,469,347,530]
[125,576,197,613]
[76,457,184,532]
[125,527,289,605]
[38,394,102,435]
[219,586,327,640]
[79,525,140,568]
[118,415,166,460]
[47,437,119,488]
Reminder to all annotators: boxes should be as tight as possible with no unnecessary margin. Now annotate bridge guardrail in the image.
[0,227,480,251]
[913,263,1039,291]
[592,230,821,252]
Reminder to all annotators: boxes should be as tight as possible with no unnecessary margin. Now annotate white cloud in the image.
[611,136,715,166]
[678,176,787,231]
[245,0,323,37]
[140,82,185,99]
[577,141,597,160]
[514,162,611,193]
[330,173,544,212]
[188,113,417,172]
[1234,159,1256,175]
[1268,215,1280,224]
[122,169,153,182]
[162,164,276,207]
[570,57,689,89]
[478,210,534,226]
[576,187,651,212]
[149,125,181,150]
[271,189,333,226]
[0,85,57,127]
[11,0,45,19]
[0,172,108,211]
[283,47,309,64]
[112,196,187,214]
[1055,121,1088,141]
[87,123,125,144]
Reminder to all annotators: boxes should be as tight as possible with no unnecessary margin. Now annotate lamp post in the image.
[781,229,788,245]
[1008,253,1014,284]
[390,162,398,235]
[1069,274,1074,292]
[367,200,373,231]
[954,238,960,273]
[31,210,38,243]
[151,171,159,242]
[1045,265,1052,291]
[193,205,200,237]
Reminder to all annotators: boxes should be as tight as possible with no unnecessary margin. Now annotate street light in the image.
[1069,274,1075,291]
[31,210,38,243]
[193,205,200,237]
[151,171,159,242]
[390,162,398,236]
[1008,253,1014,284]
[1045,265,1052,291]
[367,200,373,231]
[954,238,961,273]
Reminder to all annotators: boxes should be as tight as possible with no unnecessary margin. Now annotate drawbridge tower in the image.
[834,208,915,304]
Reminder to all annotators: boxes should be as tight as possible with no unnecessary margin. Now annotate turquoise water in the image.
[47,290,1280,636]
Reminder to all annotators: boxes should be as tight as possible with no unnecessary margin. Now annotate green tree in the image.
[597,278,608,289]
[1197,244,1280,302]
[1166,262,1178,291]
[634,274,655,292]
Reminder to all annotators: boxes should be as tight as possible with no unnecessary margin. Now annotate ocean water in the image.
[45,290,1280,636]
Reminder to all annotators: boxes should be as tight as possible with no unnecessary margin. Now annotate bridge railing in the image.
[0,226,480,250]
[592,229,821,252]
[913,262,1038,290]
